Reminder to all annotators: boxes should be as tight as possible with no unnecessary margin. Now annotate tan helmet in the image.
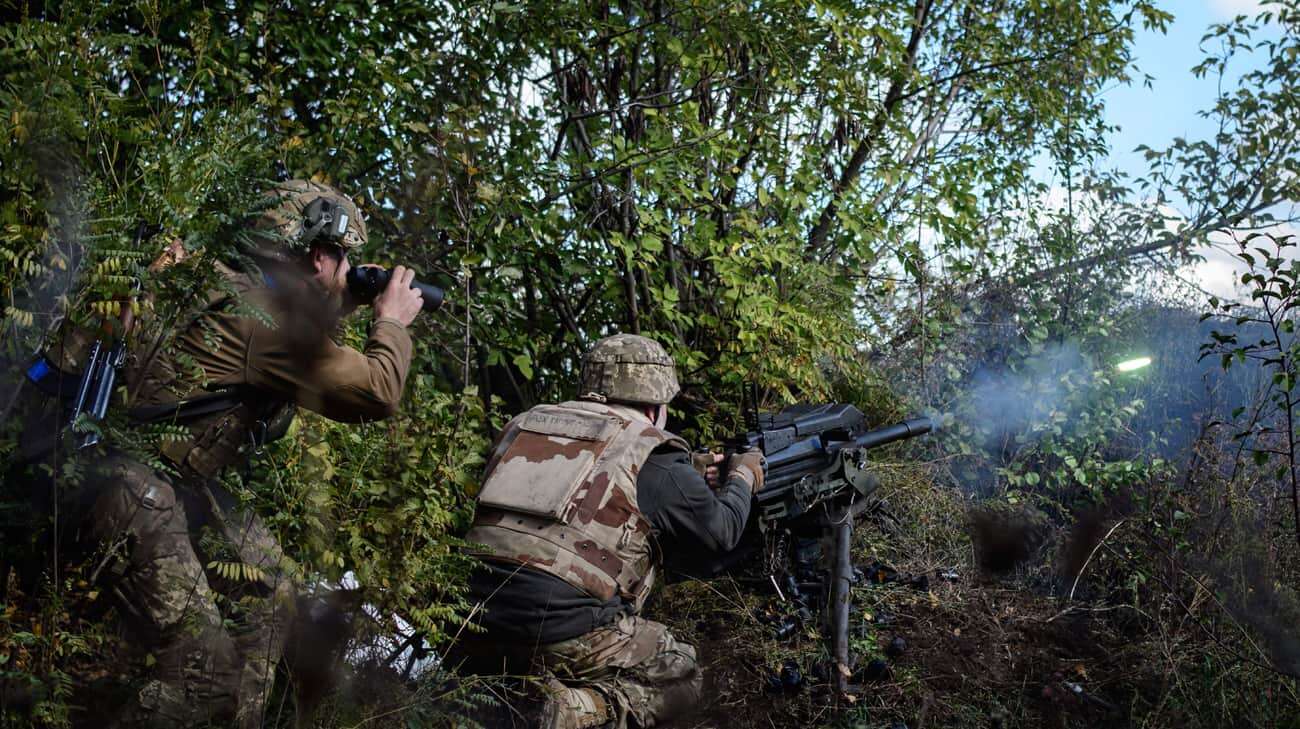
[249,179,367,260]
[579,334,680,405]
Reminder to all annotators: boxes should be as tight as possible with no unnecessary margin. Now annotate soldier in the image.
[459,334,766,729]
[32,180,424,727]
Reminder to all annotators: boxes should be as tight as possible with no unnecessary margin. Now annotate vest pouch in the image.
[477,407,621,521]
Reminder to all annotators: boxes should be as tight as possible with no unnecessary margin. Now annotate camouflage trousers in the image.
[88,455,295,728]
[534,615,702,728]
[460,615,701,729]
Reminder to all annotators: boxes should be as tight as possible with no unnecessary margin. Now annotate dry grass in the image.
[650,459,1300,729]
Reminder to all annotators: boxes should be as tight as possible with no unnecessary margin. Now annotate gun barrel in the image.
[82,341,126,448]
[841,416,937,452]
[90,343,124,418]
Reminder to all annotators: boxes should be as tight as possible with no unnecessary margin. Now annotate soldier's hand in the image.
[373,265,424,326]
[692,451,724,490]
[727,449,766,493]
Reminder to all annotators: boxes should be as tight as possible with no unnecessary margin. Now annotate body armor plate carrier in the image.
[467,401,688,608]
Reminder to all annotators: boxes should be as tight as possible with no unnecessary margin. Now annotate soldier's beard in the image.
[267,262,346,362]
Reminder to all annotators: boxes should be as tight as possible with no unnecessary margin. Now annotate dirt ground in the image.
[648,474,1150,729]
[651,572,1134,728]
[19,464,1294,728]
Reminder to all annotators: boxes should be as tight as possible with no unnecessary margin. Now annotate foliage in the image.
[243,380,488,643]
[1201,232,1300,546]
[0,570,116,729]
[3,0,1300,726]
[2,0,1173,420]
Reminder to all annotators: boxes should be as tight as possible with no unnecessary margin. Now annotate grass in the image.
[648,455,1300,728]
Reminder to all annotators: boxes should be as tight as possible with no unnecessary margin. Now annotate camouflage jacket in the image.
[467,400,689,609]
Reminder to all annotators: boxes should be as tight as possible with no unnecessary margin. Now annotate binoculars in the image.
[346,266,445,312]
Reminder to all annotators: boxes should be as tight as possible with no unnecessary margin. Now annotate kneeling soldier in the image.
[18,180,425,727]
[461,334,765,729]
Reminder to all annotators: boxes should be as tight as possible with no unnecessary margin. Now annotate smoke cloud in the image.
[963,341,1093,440]
[0,146,89,424]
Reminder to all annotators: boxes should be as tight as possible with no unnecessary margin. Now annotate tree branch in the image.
[806,0,933,257]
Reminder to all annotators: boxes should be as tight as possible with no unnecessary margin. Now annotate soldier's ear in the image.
[307,242,343,274]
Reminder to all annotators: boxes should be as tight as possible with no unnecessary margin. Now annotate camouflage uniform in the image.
[464,335,708,729]
[88,456,293,727]
[533,615,702,728]
[62,181,412,727]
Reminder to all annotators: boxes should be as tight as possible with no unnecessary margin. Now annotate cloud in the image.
[1182,221,1300,302]
[1208,0,1267,19]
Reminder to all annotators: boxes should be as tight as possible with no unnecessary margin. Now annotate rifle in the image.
[725,393,937,699]
[68,337,127,448]
[17,225,158,459]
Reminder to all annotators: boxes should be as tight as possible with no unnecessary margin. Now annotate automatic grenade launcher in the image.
[730,400,937,531]
[723,393,939,700]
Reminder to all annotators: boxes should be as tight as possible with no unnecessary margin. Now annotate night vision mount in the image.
[301,196,351,247]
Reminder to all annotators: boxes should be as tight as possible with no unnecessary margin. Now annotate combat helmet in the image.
[579,334,680,405]
[249,179,367,261]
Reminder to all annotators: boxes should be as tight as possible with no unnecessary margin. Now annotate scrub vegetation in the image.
[2,0,1300,726]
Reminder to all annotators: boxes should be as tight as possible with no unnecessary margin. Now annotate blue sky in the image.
[1103,0,1270,180]
[1098,0,1282,299]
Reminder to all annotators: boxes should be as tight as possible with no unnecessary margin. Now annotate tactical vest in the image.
[466,400,689,608]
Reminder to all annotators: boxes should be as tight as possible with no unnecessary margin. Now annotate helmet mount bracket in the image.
[301,196,350,248]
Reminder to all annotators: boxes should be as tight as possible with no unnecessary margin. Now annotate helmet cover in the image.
[250,179,367,260]
[579,333,680,405]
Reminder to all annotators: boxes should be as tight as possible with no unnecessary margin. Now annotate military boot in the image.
[539,679,610,729]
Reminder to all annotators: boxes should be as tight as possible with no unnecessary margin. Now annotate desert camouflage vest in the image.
[467,400,689,608]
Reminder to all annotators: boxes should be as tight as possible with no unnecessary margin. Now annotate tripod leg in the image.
[828,508,853,700]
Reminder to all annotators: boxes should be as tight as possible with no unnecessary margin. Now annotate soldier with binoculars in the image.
[17,179,433,727]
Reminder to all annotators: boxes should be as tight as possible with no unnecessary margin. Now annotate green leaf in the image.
[513,352,534,380]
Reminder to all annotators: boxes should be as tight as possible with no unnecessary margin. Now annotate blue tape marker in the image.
[26,358,51,383]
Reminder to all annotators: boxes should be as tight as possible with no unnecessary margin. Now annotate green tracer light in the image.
[1115,356,1152,373]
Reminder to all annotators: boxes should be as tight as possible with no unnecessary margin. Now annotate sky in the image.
[1098,0,1286,301]
[1103,0,1260,176]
